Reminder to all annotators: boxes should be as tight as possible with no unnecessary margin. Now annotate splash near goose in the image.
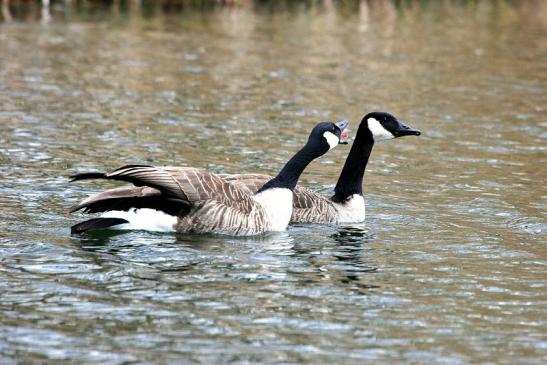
[221,112,421,224]
[69,121,348,236]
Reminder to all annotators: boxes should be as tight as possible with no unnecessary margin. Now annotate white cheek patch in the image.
[323,131,339,150]
[368,118,394,141]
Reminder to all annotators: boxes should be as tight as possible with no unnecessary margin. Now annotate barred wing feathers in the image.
[290,186,338,224]
[69,185,187,215]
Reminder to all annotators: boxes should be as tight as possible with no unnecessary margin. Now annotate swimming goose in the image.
[220,112,421,224]
[69,120,348,236]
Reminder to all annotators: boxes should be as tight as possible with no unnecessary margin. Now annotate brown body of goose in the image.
[70,121,348,236]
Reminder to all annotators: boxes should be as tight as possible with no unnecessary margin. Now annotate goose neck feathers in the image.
[257,143,323,193]
[332,123,374,202]
[332,112,421,203]
[257,121,344,193]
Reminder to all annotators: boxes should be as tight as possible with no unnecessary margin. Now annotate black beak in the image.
[393,121,421,137]
[335,119,350,144]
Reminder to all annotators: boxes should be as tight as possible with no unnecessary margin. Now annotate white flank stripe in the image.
[368,118,394,141]
[101,209,177,232]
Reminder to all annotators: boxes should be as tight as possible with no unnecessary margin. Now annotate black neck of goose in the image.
[332,126,374,203]
[257,143,320,193]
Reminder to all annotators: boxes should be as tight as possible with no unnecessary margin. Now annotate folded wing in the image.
[71,165,257,218]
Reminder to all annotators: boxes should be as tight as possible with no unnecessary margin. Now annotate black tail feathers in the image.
[69,172,107,182]
[71,218,129,234]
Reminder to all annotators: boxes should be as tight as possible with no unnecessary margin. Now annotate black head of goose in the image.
[69,120,348,236]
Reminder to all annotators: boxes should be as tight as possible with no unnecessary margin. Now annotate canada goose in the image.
[69,120,348,236]
[220,112,421,224]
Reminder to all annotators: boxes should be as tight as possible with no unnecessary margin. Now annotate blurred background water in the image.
[0,0,546,364]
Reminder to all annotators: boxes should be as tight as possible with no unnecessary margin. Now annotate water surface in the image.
[0,1,546,364]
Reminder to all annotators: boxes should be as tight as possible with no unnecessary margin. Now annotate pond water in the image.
[1,1,546,364]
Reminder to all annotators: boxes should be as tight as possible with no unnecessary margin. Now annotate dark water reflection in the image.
[1,1,546,364]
